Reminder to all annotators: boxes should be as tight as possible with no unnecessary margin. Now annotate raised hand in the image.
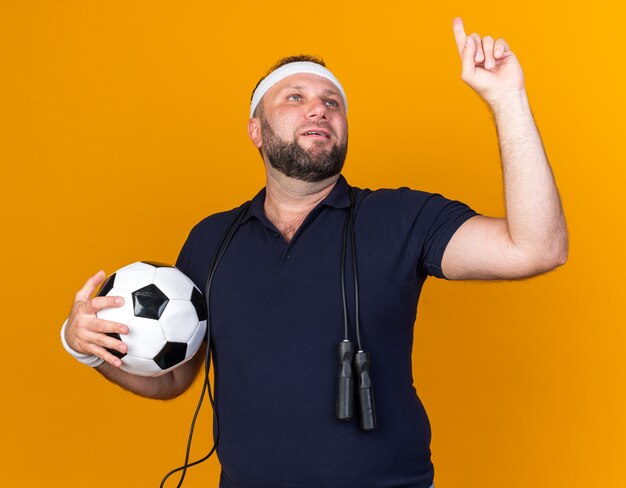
[452,16,526,107]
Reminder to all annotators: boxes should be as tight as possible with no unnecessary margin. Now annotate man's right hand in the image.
[64,269,206,399]
[64,270,129,368]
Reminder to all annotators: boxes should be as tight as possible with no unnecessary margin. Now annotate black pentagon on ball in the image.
[105,333,126,359]
[132,283,169,319]
[154,342,187,369]
[96,273,116,297]
[190,287,207,322]
[141,261,173,268]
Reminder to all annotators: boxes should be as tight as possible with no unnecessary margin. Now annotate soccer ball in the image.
[95,261,207,377]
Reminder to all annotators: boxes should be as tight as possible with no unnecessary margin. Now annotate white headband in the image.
[250,61,348,118]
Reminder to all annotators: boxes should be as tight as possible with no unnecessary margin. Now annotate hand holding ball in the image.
[95,261,207,377]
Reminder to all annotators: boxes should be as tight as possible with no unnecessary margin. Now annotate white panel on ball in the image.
[94,261,206,377]
[96,288,134,325]
[113,262,157,293]
[185,320,207,360]
[159,299,199,343]
[124,316,167,359]
[153,267,195,300]
[121,355,164,377]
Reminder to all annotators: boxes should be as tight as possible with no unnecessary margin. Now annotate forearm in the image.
[490,90,568,266]
[95,363,179,400]
[94,343,206,400]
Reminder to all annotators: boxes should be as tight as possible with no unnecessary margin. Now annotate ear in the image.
[248,117,262,148]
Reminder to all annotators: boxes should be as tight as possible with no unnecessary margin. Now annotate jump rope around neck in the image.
[160,186,376,487]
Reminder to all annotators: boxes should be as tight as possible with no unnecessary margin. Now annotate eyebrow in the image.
[277,84,341,97]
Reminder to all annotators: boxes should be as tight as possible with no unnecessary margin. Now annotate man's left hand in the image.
[452,17,526,107]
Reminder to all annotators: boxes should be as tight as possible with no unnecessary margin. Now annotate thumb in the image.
[74,270,106,303]
[461,36,477,81]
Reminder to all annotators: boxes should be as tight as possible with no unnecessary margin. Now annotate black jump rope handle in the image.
[336,340,355,420]
[354,351,377,431]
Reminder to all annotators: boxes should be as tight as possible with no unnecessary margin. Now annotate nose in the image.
[305,97,328,119]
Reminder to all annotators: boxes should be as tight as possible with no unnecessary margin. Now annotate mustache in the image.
[297,122,337,137]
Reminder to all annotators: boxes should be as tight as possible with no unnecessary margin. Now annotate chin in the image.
[300,141,333,153]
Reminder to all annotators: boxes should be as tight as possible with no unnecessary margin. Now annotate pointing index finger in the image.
[452,16,467,57]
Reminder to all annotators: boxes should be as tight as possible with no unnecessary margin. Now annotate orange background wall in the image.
[1,1,624,486]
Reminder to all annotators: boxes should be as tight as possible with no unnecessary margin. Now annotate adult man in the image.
[61,17,567,488]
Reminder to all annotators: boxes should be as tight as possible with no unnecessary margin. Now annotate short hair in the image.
[250,54,326,117]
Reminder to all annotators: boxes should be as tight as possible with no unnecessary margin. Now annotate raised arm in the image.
[441,17,568,280]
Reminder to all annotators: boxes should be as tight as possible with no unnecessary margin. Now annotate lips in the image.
[300,127,331,139]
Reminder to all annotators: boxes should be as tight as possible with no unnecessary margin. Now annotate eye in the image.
[325,99,339,107]
[287,94,302,101]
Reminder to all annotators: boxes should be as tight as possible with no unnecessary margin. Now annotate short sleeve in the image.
[400,188,479,279]
[175,228,195,278]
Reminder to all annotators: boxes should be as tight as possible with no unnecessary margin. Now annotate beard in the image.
[260,117,348,183]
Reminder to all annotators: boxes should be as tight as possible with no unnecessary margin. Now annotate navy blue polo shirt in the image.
[175,174,478,488]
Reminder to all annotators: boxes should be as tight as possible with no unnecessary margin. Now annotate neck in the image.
[263,163,340,241]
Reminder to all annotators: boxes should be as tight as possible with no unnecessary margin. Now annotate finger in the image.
[452,16,467,57]
[86,344,124,368]
[75,270,107,303]
[470,33,483,63]
[70,314,127,338]
[494,38,511,58]
[82,295,125,315]
[482,35,495,69]
[87,331,128,355]
[89,317,129,335]
[461,36,477,81]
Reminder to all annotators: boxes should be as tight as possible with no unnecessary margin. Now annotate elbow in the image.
[544,252,567,273]
[530,238,569,274]
[154,389,185,401]
[155,381,190,401]
[552,233,569,268]
[148,372,190,401]
[526,219,570,273]
[153,357,203,400]
[553,220,570,267]
[555,247,568,267]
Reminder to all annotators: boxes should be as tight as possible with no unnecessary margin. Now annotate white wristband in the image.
[60,318,105,368]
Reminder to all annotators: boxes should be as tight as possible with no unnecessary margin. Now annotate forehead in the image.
[264,73,342,99]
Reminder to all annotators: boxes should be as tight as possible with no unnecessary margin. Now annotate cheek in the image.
[270,112,300,136]
[331,111,347,129]
[335,120,348,143]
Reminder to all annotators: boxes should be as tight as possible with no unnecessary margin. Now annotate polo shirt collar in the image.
[242,174,351,224]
